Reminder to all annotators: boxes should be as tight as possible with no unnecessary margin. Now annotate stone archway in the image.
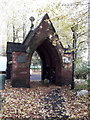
[7,13,72,88]
[28,39,63,86]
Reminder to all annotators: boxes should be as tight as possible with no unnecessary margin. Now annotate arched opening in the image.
[30,51,42,82]
[29,39,63,87]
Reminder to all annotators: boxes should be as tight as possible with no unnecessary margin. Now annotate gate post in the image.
[11,52,30,88]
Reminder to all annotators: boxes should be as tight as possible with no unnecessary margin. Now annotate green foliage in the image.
[75,61,89,79]
[35,0,87,47]
[75,84,88,91]
[31,51,42,66]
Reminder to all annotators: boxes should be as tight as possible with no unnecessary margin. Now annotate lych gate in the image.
[6,14,72,87]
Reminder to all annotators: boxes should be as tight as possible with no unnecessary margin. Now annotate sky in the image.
[0,56,7,71]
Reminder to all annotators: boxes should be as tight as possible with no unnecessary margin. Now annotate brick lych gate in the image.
[6,14,72,87]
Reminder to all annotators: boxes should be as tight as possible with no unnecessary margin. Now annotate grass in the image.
[75,84,88,91]
[74,79,88,91]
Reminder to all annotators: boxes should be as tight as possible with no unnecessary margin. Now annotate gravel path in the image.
[40,88,69,120]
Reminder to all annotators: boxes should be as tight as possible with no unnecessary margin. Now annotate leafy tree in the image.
[34,0,88,65]
[75,61,89,79]
[31,51,42,70]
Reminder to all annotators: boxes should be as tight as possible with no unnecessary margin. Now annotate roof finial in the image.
[29,16,35,31]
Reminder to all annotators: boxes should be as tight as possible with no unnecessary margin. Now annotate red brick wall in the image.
[61,68,72,85]
[11,52,30,87]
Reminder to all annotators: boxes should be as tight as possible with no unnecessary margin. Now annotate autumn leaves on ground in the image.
[0,80,89,120]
